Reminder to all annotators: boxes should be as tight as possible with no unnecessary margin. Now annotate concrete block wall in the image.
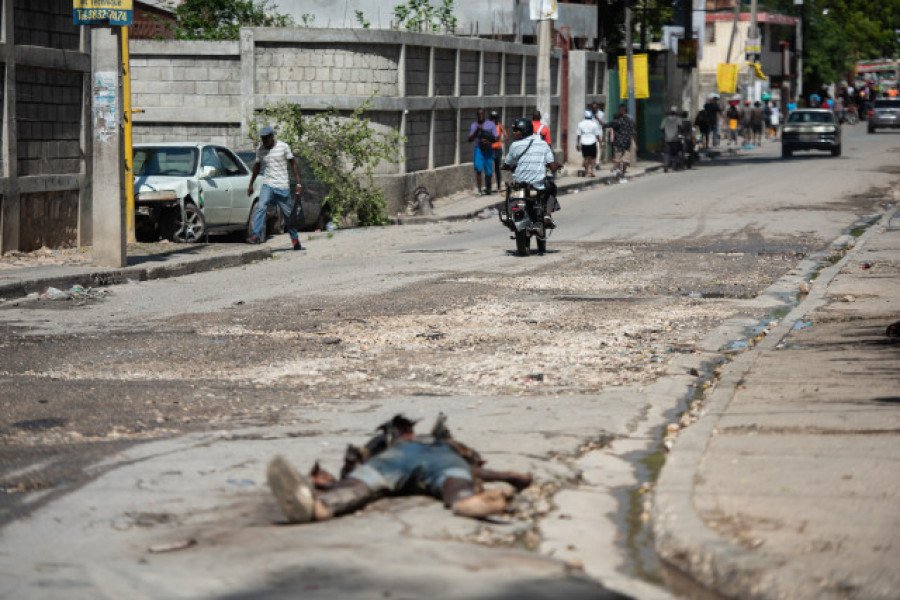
[14,0,80,51]
[484,53,502,96]
[18,189,79,250]
[1,0,91,253]
[15,67,83,176]
[130,29,604,216]
[459,51,479,96]
[404,46,430,97]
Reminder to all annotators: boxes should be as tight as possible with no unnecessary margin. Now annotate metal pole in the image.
[625,0,635,118]
[795,0,803,100]
[725,0,740,64]
[121,25,135,243]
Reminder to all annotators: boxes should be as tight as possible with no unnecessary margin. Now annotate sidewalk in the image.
[395,157,664,225]
[654,201,900,599]
[0,157,663,301]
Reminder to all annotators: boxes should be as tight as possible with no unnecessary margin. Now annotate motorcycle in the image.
[498,180,553,256]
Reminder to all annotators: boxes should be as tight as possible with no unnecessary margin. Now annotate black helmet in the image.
[512,117,533,136]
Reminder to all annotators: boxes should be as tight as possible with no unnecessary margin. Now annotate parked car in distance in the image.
[133,143,278,243]
[868,98,900,133]
[781,109,842,158]
[236,150,326,231]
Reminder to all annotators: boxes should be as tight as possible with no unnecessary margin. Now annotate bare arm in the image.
[472,467,533,491]
[288,157,302,194]
[247,161,261,196]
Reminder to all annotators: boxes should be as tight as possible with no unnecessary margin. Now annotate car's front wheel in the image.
[782,145,792,158]
[166,201,206,243]
[868,125,876,134]
[831,144,842,157]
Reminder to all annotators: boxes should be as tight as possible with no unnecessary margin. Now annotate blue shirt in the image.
[504,137,554,189]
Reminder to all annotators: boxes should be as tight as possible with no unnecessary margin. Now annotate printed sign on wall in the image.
[74,0,133,26]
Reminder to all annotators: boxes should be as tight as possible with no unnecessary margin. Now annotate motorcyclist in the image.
[501,117,561,227]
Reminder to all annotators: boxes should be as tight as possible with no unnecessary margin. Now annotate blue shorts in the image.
[473,146,494,176]
[347,440,472,497]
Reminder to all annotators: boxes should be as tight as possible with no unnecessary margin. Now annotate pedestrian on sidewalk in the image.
[576,110,603,177]
[740,100,753,145]
[267,414,532,524]
[247,125,304,250]
[751,101,764,145]
[609,106,636,182]
[695,109,711,149]
[467,108,498,196]
[489,111,508,194]
[726,102,740,145]
[590,102,607,163]
[660,106,682,173]
[703,96,722,147]
[531,110,552,146]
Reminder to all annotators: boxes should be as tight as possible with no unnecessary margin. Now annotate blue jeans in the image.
[252,184,298,242]
[348,440,472,498]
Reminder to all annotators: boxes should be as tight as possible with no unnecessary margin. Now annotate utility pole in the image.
[795,0,803,100]
[534,0,556,136]
[625,0,635,118]
[537,19,552,130]
[748,0,759,100]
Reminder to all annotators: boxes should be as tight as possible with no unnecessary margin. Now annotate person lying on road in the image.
[267,413,533,524]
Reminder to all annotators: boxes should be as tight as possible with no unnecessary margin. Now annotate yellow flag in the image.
[618,54,650,99]
[748,62,767,81]
[717,63,739,94]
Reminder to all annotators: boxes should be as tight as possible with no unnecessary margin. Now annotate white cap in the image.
[585,110,593,119]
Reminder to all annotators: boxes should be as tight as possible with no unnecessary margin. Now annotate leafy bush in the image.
[249,100,404,227]
[173,0,294,41]
[393,0,457,33]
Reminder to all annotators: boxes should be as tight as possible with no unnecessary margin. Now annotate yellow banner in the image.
[748,62,767,81]
[618,54,649,99]
[717,63,739,94]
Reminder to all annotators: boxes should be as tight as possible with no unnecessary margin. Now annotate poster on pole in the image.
[74,0,133,26]
[93,71,118,142]
[530,0,558,20]
[618,54,650,99]
[717,63,739,94]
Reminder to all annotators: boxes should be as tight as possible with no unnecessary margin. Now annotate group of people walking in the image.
[694,96,781,149]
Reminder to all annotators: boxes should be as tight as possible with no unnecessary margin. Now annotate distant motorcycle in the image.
[498,180,553,256]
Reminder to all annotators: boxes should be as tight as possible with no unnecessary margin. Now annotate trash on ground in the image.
[148,538,197,553]
[40,285,111,301]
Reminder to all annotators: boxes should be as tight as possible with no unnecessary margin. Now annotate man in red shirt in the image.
[531,110,551,146]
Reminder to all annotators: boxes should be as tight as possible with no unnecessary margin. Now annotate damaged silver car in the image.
[133,143,279,242]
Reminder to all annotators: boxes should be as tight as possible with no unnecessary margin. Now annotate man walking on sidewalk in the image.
[609,106,636,182]
[247,125,304,250]
[660,106,682,173]
[468,109,498,196]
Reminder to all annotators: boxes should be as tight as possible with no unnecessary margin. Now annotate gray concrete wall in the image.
[130,28,598,216]
[1,0,92,253]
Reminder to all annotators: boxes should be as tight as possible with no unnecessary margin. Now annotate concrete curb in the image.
[651,204,899,599]
[0,246,272,300]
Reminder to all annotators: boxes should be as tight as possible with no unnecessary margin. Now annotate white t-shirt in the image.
[577,118,603,145]
[256,140,294,189]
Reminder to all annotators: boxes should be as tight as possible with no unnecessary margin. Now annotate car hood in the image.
[134,175,198,196]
